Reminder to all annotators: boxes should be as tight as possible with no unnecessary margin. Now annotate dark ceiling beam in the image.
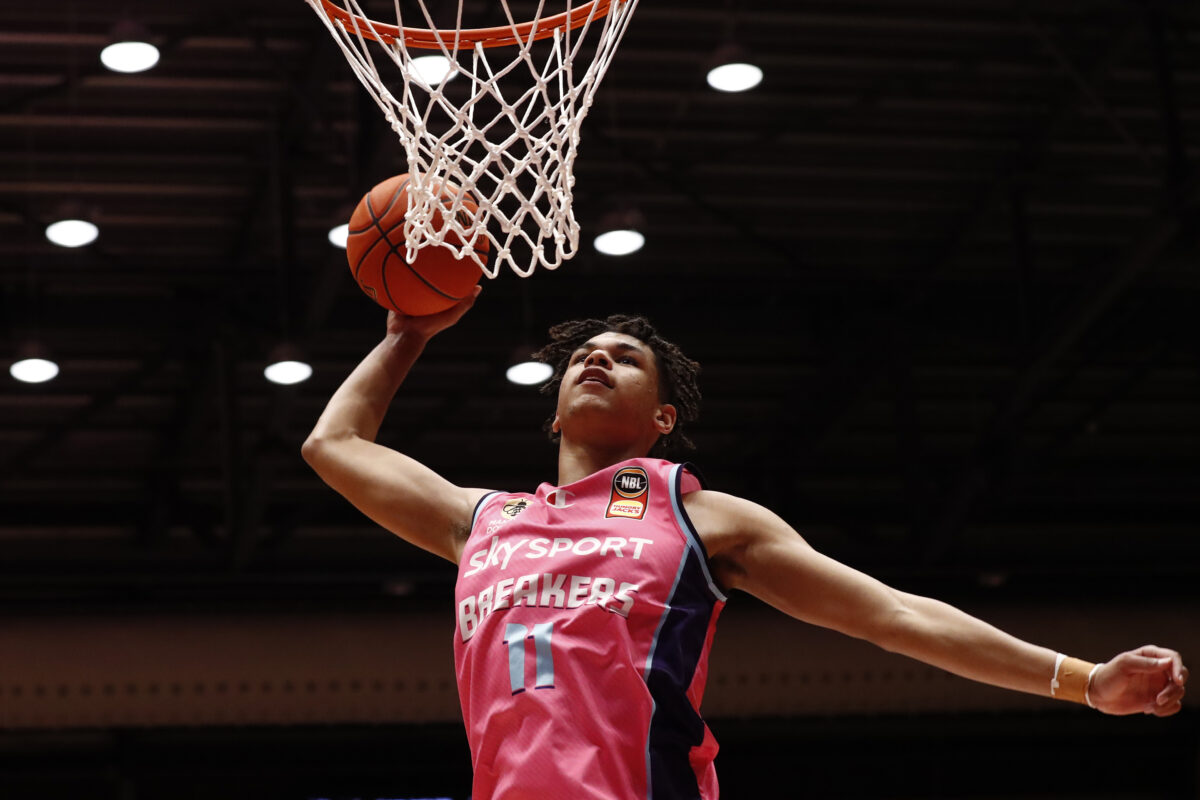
[213,31,337,569]
[1009,183,1035,357]
[588,128,808,269]
[0,18,232,115]
[888,319,932,538]
[1029,339,1168,470]
[724,12,1141,493]
[224,33,333,264]
[923,184,1193,562]
[137,337,222,549]
[918,5,1199,560]
[0,199,165,281]
[0,352,169,480]
[1144,1,1195,240]
[212,329,249,568]
[1017,8,1154,171]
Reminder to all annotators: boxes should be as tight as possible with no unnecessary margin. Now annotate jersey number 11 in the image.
[504,622,555,694]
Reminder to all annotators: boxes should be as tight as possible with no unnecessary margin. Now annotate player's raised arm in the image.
[302,289,490,564]
[686,490,1188,716]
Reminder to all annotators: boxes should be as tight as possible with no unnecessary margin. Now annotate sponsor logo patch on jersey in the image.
[502,498,533,519]
[606,466,649,519]
[546,489,575,509]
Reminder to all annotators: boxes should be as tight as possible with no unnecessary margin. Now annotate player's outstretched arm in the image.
[302,288,489,564]
[687,490,1188,716]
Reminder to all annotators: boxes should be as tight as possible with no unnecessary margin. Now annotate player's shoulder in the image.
[682,489,777,556]
[465,486,503,507]
[681,488,761,518]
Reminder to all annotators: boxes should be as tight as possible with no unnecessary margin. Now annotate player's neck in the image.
[556,438,650,486]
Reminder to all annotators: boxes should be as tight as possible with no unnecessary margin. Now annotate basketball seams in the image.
[371,187,474,303]
[377,216,467,303]
[349,178,408,280]
[378,176,411,220]
[346,173,486,314]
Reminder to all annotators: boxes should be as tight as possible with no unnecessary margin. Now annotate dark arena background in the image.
[2,1,1199,798]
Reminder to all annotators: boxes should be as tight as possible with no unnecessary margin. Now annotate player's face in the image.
[552,332,675,447]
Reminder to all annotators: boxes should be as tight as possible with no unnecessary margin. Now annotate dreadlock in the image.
[531,314,701,457]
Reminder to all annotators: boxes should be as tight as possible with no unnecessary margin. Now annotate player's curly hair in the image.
[531,314,701,457]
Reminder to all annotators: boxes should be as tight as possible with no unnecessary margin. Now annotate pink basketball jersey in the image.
[453,458,728,799]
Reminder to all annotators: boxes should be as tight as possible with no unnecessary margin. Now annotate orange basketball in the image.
[346,174,488,316]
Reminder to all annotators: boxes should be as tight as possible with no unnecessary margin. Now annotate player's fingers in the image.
[1147,699,1182,717]
[1116,651,1174,674]
[1147,649,1189,685]
[1118,652,1176,676]
[448,285,481,319]
[1132,644,1163,658]
[422,285,481,329]
[1156,682,1185,707]
[1133,644,1183,661]
[461,283,482,307]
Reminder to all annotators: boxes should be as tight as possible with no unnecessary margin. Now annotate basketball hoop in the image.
[306,0,640,278]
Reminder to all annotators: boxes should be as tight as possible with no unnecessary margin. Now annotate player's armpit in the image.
[302,433,490,564]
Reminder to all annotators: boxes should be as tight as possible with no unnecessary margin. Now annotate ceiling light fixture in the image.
[9,344,60,384]
[100,21,161,74]
[706,45,762,93]
[593,209,646,257]
[410,54,456,87]
[264,344,313,385]
[45,217,99,248]
[505,344,553,386]
[327,222,349,248]
[506,359,554,386]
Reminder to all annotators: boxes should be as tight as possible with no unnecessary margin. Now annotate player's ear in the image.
[551,414,562,434]
[654,404,676,436]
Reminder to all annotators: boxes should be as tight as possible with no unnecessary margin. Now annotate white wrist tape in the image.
[1085,663,1100,708]
[1050,652,1067,697]
[1050,652,1097,705]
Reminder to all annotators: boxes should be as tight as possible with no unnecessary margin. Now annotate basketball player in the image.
[303,287,1188,800]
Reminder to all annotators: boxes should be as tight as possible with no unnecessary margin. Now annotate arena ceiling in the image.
[1,0,1198,612]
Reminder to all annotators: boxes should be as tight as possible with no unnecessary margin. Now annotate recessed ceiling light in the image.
[410,55,455,87]
[593,229,644,256]
[45,219,99,248]
[328,223,349,248]
[10,357,60,384]
[264,359,313,385]
[706,62,763,93]
[506,360,553,386]
[100,40,161,73]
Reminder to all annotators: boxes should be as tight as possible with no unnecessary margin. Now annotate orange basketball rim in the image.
[316,0,623,49]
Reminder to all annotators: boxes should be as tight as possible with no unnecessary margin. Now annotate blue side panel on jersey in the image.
[670,464,728,603]
[469,491,502,532]
[645,544,718,800]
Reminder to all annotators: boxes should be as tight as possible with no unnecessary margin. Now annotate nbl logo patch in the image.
[606,466,649,520]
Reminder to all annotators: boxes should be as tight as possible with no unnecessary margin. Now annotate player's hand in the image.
[385,284,481,339]
[1089,645,1188,717]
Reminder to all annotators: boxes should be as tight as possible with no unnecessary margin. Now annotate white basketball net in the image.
[305,0,639,278]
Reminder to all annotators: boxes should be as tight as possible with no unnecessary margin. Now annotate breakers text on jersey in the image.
[458,572,638,641]
[457,533,654,641]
